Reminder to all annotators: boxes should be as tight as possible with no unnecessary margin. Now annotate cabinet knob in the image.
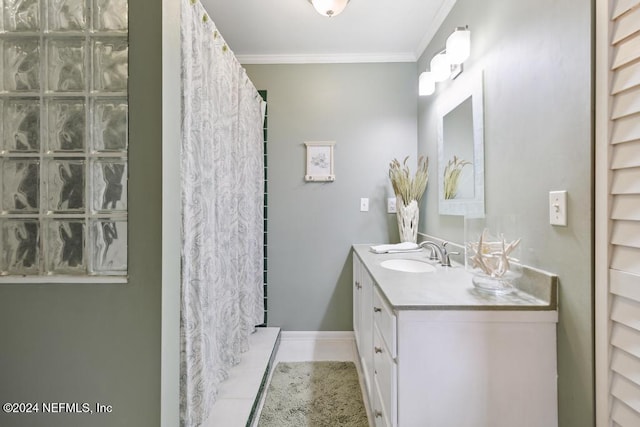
[373,307,382,313]
[374,410,383,418]
[374,346,383,354]
[355,281,360,289]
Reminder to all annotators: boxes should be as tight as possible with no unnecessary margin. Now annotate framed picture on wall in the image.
[304,141,335,182]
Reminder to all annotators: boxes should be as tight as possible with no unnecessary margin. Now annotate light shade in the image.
[419,72,435,96]
[310,0,350,17]
[430,52,451,82]
[446,27,471,64]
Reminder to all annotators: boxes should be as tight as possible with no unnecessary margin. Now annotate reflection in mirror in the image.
[443,97,473,199]
[437,70,484,216]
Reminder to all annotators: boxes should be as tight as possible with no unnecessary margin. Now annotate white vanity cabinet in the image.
[355,253,398,427]
[352,247,558,427]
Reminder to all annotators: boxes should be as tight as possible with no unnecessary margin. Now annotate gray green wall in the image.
[245,63,418,331]
[0,1,163,426]
[417,1,593,426]
[0,2,594,425]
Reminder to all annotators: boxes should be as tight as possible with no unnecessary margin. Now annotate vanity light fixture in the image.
[430,51,451,82]
[420,26,471,96]
[309,0,350,17]
[446,26,471,64]
[419,71,436,96]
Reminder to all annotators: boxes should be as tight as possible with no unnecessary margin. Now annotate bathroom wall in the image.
[245,63,418,331]
[0,1,163,426]
[417,1,593,426]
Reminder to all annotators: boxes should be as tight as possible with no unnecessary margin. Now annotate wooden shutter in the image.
[597,1,640,425]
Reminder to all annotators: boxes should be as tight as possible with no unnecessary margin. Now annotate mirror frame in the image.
[437,70,485,216]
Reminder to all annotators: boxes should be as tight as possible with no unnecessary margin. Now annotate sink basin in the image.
[380,259,436,273]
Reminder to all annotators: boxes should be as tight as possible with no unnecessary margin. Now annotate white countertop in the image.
[353,244,557,312]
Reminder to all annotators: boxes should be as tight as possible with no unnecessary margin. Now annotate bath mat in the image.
[257,361,369,427]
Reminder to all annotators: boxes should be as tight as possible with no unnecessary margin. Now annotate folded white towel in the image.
[369,242,420,254]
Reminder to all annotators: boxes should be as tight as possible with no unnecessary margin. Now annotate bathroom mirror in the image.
[437,70,484,216]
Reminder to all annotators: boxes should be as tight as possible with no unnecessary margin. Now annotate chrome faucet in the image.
[419,241,459,267]
[419,241,441,262]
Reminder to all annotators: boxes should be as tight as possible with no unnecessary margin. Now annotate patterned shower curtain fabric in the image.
[180,1,265,425]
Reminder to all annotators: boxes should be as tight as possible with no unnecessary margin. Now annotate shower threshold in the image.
[205,327,281,427]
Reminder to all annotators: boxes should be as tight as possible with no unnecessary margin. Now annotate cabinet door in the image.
[373,323,397,427]
[352,254,362,350]
[360,264,374,397]
[353,253,375,403]
[397,312,558,427]
[372,382,392,427]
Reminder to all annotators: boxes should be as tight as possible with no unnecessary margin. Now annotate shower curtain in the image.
[180,1,265,425]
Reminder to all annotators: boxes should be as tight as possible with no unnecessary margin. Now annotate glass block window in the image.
[0,0,128,278]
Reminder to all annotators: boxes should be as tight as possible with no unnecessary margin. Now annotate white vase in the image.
[396,198,419,243]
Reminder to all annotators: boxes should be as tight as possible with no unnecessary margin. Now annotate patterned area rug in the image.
[257,361,369,427]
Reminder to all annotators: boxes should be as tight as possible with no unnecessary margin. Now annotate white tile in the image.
[234,327,279,369]
[217,366,266,399]
[205,398,253,427]
[251,327,280,347]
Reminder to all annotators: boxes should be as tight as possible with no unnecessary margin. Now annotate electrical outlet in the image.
[387,197,397,213]
[549,191,567,226]
[360,198,369,212]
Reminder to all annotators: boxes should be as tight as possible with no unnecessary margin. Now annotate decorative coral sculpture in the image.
[467,228,521,278]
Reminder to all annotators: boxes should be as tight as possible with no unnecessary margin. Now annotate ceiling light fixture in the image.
[309,0,350,18]
[420,26,471,96]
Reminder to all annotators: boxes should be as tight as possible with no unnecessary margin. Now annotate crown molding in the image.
[237,52,417,65]
[414,0,458,60]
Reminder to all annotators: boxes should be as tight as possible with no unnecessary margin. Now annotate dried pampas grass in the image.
[443,155,471,200]
[388,156,429,204]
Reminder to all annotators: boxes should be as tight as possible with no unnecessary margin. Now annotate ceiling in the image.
[200,0,456,64]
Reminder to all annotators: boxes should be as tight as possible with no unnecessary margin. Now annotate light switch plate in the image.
[360,198,369,212]
[387,197,397,213]
[549,191,567,226]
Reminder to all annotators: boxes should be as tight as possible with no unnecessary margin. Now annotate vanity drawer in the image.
[373,286,397,358]
[372,378,392,427]
[373,324,397,427]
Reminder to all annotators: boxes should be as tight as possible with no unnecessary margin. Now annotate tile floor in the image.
[204,329,368,427]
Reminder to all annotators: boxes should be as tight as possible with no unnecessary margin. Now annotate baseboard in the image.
[280,331,355,342]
